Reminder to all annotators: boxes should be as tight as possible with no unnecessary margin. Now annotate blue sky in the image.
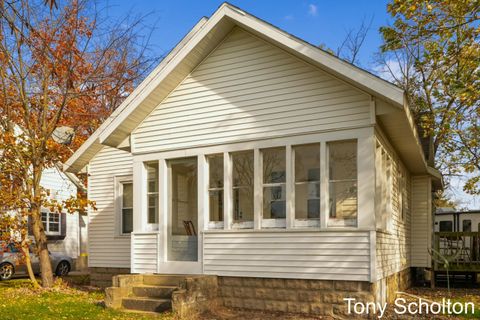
[105,0,391,68]
[104,0,479,209]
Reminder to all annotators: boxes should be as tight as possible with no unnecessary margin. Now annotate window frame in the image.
[115,175,133,236]
[41,211,61,235]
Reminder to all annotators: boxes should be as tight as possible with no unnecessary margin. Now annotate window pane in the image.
[329,181,357,221]
[263,186,286,219]
[41,212,47,223]
[122,183,133,208]
[49,213,60,232]
[233,187,253,222]
[439,221,452,232]
[208,154,223,188]
[294,144,320,221]
[232,151,254,188]
[209,190,223,221]
[148,194,158,224]
[294,144,320,182]
[146,162,159,224]
[146,162,159,193]
[329,141,357,180]
[295,182,320,219]
[328,140,357,226]
[232,151,254,223]
[263,147,286,183]
[463,220,472,232]
[122,208,133,233]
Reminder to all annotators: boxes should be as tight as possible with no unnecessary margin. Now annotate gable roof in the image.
[65,2,424,174]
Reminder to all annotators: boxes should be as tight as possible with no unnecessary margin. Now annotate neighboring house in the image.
[37,165,88,270]
[65,3,442,307]
[435,208,480,232]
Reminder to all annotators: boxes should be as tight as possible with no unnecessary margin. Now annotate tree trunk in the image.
[30,206,54,288]
[20,240,40,289]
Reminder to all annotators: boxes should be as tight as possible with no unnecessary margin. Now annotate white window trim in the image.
[41,211,61,235]
[114,175,133,236]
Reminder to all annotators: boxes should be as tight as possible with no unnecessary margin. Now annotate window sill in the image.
[202,227,372,234]
[114,234,132,239]
[46,234,65,241]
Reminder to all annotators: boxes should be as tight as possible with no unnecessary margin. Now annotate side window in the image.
[41,211,61,235]
[462,219,472,232]
[121,182,133,234]
[146,163,159,224]
[439,221,453,232]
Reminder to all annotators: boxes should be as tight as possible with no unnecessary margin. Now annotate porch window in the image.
[232,151,254,226]
[293,144,320,224]
[121,182,133,234]
[41,211,61,235]
[327,140,357,227]
[262,147,286,225]
[146,162,159,224]
[207,154,224,223]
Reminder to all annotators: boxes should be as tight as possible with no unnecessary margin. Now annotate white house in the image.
[65,3,442,311]
[37,165,88,270]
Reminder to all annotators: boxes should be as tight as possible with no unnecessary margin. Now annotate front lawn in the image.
[0,279,174,320]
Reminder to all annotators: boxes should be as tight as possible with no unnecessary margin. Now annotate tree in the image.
[0,0,156,287]
[378,0,480,194]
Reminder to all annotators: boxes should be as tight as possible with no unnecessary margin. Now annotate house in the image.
[38,164,88,270]
[65,3,442,314]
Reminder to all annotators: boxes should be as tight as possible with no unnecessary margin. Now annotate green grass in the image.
[0,279,174,320]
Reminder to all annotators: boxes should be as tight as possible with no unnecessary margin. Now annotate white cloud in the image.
[372,59,404,83]
[308,4,318,16]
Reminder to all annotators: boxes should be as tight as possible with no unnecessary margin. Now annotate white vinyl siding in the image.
[132,27,371,153]
[203,231,371,281]
[88,146,133,268]
[410,176,432,267]
[375,135,412,280]
[131,233,159,274]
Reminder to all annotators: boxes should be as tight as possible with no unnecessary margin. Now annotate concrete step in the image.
[131,285,177,299]
[142,274,190,287]
[122,297,172,313]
